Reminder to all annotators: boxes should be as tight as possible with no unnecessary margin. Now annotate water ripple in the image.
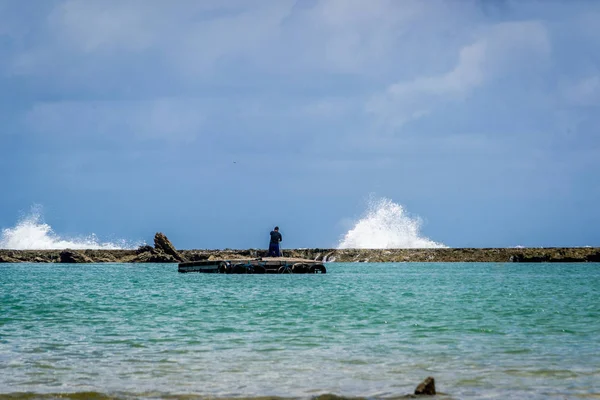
[1,262,599,399]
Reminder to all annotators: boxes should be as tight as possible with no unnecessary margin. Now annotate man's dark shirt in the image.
[270,231,282,244]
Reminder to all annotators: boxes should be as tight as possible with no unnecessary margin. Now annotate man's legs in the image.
[268,243,278,257]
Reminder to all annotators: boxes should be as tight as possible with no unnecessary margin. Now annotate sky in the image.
[1,0,599,249]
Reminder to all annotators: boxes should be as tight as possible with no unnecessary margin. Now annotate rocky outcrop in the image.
[132,249,179,263]
[153,232,184,261]
[128,232,185,263]
[2,246,600,263]
[0,249,135,263]
[415,376,436,395]
[59,250,93,263]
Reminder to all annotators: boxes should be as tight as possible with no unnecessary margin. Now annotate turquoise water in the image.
[1,263,599,399]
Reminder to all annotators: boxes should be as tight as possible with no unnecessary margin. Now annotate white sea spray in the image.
[0,206,138,250]
[338,197,446,249]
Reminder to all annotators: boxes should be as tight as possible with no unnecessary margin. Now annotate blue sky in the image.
[1,0,599,249]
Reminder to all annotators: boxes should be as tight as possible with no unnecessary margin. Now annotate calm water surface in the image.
[1,262,599,399]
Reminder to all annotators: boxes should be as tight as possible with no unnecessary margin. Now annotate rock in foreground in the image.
[415,376,436,395]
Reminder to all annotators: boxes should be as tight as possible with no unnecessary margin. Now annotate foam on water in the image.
[0,207,137,250]
[338,197,446,249]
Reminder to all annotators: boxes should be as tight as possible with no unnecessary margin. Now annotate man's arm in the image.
[279,233,283,242]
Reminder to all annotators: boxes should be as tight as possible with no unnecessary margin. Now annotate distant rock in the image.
[154,232,183,261]
[59,250,93,263]
[415,376,436,395]
[587,251,600,262]
[0,254,19,263]
[512,254,550,262]
[136,245,154,254]
[132,248,178,263]
[96,256,117,263]
[3,245,600,263]
[130,237,182,263]
[185,252,210,261]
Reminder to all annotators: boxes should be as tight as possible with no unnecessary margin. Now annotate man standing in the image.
[268,226,282,257]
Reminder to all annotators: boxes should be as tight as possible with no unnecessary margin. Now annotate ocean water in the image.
[1,262,599,399]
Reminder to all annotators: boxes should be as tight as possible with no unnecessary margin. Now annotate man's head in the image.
[274,226,279,231]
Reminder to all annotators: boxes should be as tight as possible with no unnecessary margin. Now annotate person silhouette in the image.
[267,226,282,257]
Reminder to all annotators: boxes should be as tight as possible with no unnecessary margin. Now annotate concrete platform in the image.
[178,257,326,274]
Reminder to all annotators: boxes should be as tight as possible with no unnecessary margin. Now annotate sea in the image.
[1,200,599,399]
[1,262,599,399]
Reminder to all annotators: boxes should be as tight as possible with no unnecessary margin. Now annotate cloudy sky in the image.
[1,0,599,248]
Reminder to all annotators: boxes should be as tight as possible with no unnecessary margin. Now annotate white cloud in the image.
[280,0,480,77]
[367,21,551,129]
[2,0,592,160]
[42,0,296,75]
[6,0,297,78]
[4,0,478,81]
[298,0,427,73]
[44,0,437,75]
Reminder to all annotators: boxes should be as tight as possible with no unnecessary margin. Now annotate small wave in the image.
[0,392,387,400]
[338,197,446,249]
[0,392,118,400]
[0,206,139,250]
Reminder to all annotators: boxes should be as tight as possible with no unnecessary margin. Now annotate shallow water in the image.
[1,262,599,399]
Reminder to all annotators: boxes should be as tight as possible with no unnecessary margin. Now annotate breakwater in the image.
[2,246,600,263]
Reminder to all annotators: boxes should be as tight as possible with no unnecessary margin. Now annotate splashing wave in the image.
[338,197,446,249]
[0,207,138,250]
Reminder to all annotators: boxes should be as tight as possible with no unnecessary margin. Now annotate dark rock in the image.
[552,256,582,262]
[131,249,178,263]
[154,232,183,261]
[255,249,269,257]
[59,250,93,263]
[186,253,210,261]
[136,245,154,254]
[586,251,600,262]
[0,254,19,263]
[99,253,118,262]
[415,376,436,395]
[510,254,551,263]
[313,395,365,400]
[235,249,253,257]
[526,255,550,262]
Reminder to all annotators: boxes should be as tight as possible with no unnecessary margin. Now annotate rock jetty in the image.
[0,233,599,263]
